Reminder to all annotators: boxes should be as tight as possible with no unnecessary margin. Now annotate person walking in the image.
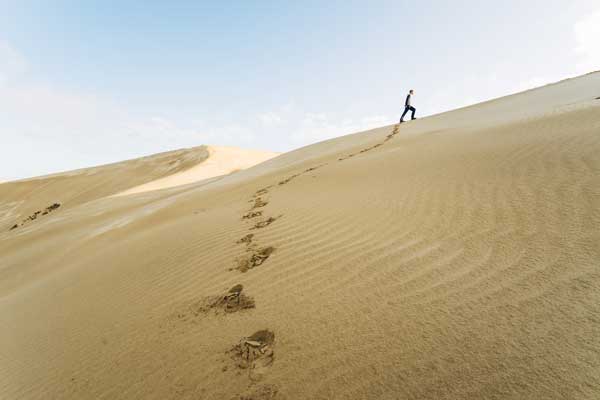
[399,89,416,123]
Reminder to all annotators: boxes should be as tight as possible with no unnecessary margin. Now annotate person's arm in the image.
[405,94,410,106]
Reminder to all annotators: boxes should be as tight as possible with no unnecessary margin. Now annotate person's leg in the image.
[400,106,409,122]
[410,106,416,120]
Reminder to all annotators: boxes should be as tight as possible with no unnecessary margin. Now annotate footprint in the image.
[243,211,263,220]
[336,125,398,163]
[229,329,275,380]
[385,125,399,141]
[278,174,300,186]
[250,216,280,230]
[254,186,272,197]
[187,284,256,316]
[237,233,254,245]
[235,384,282,400]
[303,165,324,173]
[251,198,269,209]
[359,143,384,154]
[236,247,275,272]
[9,202,62,231]
[275,164,326,185]
[45,202,61,213]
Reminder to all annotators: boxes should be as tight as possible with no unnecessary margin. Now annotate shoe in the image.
[399,120,404,123]
[411,117,417,120]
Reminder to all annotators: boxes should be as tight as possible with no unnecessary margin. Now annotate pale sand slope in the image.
[1,72,599,400]
[0,145,211,211]
[114,145,279,196]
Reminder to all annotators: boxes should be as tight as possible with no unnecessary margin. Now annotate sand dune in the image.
[114,145,279,196]
[1,72,600,400]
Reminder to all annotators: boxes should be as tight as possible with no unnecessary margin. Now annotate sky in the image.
[1,0,599,180]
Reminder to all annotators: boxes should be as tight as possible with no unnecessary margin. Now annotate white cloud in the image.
[423,9,600,117]
[258,111,283,126]
[290,113,390,146]
[574,8,600,73]
[252,105,392,149]
[508,72,578,95]
[424,72,504,115]
[0,39,215,180]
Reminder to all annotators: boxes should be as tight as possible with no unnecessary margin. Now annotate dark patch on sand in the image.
[254,186,272,197]
[337,124,399,161]
[236,247,275,272]
[237,233,254,245]
[338,154,355,161]
[243,211,263,220]
[278,164,326,185]
[251,216,280,230]
[190,284,255,315]
[234,384,282,400]
[9,202,61,231]
[278,174,300,186]
[230,329,275,377]
[251,198,269,209]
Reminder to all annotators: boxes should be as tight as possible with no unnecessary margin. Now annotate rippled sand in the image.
[1,72,599,399]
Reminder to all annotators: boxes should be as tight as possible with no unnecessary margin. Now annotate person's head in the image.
[409,89,414,94]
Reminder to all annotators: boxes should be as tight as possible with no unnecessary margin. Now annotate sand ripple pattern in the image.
[2,73,600,400]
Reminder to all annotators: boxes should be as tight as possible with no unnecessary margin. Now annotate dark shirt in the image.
[405,94,412,107]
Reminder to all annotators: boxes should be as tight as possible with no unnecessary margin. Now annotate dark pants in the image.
[400,106,416,122]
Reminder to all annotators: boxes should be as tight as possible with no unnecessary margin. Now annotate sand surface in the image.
[1,72,600,399]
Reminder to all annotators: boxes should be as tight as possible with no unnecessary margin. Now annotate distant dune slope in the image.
[0,145,278,232]
[1,72,599,400]
[114,145,279,196]
[0,146,210,223]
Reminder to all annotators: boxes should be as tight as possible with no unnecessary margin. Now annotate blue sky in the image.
[1,1,599,180]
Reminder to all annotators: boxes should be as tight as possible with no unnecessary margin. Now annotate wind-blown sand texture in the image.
[1,72,600,399]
